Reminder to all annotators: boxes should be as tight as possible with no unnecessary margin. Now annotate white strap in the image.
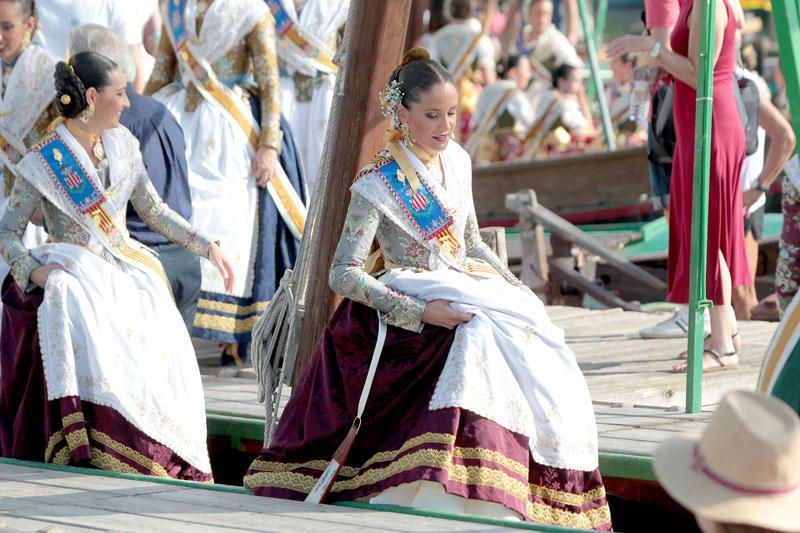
[356,311,387,420]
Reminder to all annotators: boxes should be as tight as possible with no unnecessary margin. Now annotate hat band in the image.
[693,445,800,495]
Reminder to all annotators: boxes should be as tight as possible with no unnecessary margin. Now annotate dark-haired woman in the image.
[0,51,236,480]
[145,0,306,367]
[0,0,58,310]
[467,54,535,164]
[244,49,611,530]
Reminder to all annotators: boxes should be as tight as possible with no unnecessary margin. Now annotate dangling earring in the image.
[399,121,413,145]
[79,102,95,124]
[21,30,31,48]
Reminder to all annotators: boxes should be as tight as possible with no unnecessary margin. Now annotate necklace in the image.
[66,121,105,161]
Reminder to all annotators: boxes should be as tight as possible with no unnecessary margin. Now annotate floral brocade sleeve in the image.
[329,192,427,332]
[130,166,213,258]
[0,177,43,292]
[247,12,282,152]
[464,205,526,289]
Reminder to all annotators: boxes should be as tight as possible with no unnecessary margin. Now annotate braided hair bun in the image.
[53,52,119,119]
[54,62,87,118]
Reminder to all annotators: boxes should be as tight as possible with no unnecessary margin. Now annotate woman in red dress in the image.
[608,0,748,371]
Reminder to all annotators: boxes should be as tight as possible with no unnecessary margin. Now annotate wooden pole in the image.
[293,0,413,383]
[404,0,428,51]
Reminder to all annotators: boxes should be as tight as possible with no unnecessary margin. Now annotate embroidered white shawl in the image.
[0,45,57,145]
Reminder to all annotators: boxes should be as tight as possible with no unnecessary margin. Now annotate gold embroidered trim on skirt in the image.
[90,429,170,478]
[61,411,85,427]
[193,311,261,333]
[196,298,269,315]
[90,448,140,475]
[244,446,611,528]
[44,431,65,462]
[452,446,528,477]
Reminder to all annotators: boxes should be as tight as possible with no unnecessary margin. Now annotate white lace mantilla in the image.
[0,45,57,144]
[351,141,471,272]
[175,0,267,64]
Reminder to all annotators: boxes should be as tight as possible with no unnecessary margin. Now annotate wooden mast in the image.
[293,0,413,381]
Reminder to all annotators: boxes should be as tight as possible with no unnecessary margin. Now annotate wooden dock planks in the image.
[198,306,776,461]
[0,463,513,532]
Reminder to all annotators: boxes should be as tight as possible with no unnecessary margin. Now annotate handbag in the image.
[734,76,760,156]
[648,80,675,165]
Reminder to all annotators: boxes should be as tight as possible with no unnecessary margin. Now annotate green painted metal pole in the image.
[773,0,800,160]
[576,0,616,150]
[594,0,609,52]
[685,0,717,413]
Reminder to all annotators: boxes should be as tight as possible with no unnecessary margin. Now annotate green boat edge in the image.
[0,412,655,533]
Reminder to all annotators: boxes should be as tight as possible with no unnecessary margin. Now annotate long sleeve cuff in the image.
[258,127,283,154]
[381,294,426,333]
[11,252,42,292]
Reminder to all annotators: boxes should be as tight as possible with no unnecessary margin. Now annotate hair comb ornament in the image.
[379,79,404,129]
[60,94,71,105]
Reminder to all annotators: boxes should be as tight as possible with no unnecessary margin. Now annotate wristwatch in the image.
[650,42,662,59]
[755,181,769,193]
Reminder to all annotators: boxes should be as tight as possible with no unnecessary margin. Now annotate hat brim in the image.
[653,434,800,532]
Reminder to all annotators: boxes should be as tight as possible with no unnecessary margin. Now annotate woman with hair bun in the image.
[468,54,535,163]
[244,48,611,530]
[0,50,235,481]
[0,0,57,293]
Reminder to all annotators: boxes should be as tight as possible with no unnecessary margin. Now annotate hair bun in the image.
[54,61,87,119]
[400,47,431,67]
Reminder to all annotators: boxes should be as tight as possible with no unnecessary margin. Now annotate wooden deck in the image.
[197,305,777,459]
[0,462,515,532]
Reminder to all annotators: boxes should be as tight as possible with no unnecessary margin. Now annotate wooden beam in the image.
[548,261,641,312]
[473,146,650,220]
[506,190,667,292]
[293,1,413,383]
[404,0,428,51]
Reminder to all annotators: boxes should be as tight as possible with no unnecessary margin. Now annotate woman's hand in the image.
[252,146,278,188]
[208,243,236,293]
[30,263,65,289]
[606,35,657,59]
[422,299,474,330]
[742,189,764,214]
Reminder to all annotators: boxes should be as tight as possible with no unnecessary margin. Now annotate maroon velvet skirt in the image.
[0,275,210,481]
[244,300,612,530]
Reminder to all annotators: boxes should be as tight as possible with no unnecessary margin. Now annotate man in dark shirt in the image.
[70,25,201,332]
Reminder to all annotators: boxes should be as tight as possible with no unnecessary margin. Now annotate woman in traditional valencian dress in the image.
[244,49,612,530]
[468,54,535,164]
[0,51,235,480]
[145,0,306,367]
[0,0,57,299]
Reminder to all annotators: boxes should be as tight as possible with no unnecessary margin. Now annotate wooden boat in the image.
[473,146,654,225]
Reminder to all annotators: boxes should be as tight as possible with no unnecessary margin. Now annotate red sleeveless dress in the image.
[666,0,750,304]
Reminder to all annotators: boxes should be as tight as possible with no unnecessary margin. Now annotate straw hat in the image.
[654,390,800,532]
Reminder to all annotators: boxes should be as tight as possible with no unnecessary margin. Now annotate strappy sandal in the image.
[672,349,739,373]
[677,331,741,360]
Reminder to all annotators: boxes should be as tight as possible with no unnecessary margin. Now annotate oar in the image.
[304,313,388,504]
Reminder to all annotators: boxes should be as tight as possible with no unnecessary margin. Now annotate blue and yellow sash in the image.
[265,0,338,74]
[37,135,169,286]
[375,142,462,261]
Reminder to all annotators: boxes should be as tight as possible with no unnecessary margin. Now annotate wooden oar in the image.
[304,313,388,504]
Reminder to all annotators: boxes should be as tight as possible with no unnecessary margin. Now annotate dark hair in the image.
[54,52,118,119]
[497,54,525,79]
[551,63,575,88]
[388,50,454,108]
[427,0,447,33]
[449,0,471,20]
[617,52,635,66]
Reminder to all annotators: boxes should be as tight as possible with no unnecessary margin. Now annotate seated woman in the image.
[468,55,536,164]
[0,52,235,481]
[605,53,645,146]
[528,63,596,158]
[244,49,612,530]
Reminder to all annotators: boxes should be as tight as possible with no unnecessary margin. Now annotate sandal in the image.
[672,349,739,373]
[677,331,740,360]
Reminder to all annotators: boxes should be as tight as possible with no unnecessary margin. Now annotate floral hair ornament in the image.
[380,47,432,132]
